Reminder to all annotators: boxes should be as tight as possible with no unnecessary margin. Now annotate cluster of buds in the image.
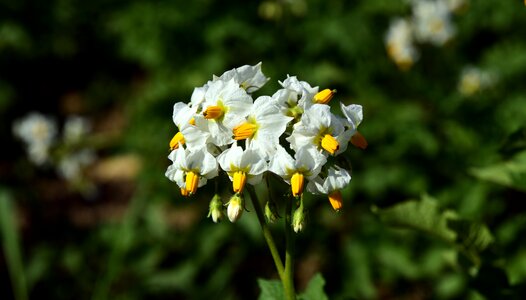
[165,63,366,231]
[13,113,95,185]
[385,0,466,70]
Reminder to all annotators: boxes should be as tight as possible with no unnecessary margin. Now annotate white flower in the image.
[217,143,268,193]
[340,102,363,131]
[232,95,293,159]
[340,102,368,150]
[287,104,351,156]
[170,102,209,151]
[269,145,326,197]
[307,166,351,211]
[274,76,319,117]
[57,149,95,181]
[458,66,495,97]
[63,116,91,143]
[200,79,253,146]
[13,112,57,165]
[213,62,269,93]
[385,18,419,70]
[412,0,455,46]
[165,147,218,196]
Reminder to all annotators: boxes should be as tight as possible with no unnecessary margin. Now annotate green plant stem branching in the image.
[247,186,285,279]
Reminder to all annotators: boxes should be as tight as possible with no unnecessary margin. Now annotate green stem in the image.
[247,186,285,279]
[283,196,296,300]
[0,191,28,300]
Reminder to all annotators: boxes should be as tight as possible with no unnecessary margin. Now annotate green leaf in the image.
[258,278,284,300]
[448,220,494,265]
[470,151,526,192]
[373,195,494,266]
[372,195,457,243]
[299,273,328,300]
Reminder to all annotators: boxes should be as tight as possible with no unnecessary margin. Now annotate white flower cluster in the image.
[385,0,466,69]
[165,63,366,226]
[13,113,95,181]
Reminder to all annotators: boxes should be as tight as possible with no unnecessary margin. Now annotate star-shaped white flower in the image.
[200,79,253,146]
[169,102,210,151]
[307,166,351,211]
[165,147,218,196]
[217,143,267,193]
[340,102,368,150]
[232,95,293,159]
[213,62,269,93]
[287,104,351,156]
[269,145,326,197]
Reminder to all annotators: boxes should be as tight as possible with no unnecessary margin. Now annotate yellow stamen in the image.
[351,131,368,150]
[185,171,199,195]
[328,190,343,211]
[203,105,224,119]
[232,171,247,193]
[321,134,339,154]
[233,122,257,140]
[169,132,185,150]
[180,187,189,197]
[189,117,196,125]
[314,89,336,104]
[291,172,304,197]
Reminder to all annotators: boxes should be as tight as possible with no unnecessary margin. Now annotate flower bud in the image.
[265,201,279,223]
[208,194,224,223]
[292,200,306,233]
[227,193,244,222]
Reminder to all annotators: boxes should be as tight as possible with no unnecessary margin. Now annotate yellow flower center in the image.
[321,134,339,155]
[189,117,196,125]
[169,132,185,150]
[350,131,368,150]
[180,187,189,197]
[314,89,336,104]
[185,171,199,195]
[328,190,343,211]
[233,122,258,140]
[291,172,305,197]
[203,105,224,120]
[232,171,247,193]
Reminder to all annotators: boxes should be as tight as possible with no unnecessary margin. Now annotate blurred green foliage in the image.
[2,0,526,299]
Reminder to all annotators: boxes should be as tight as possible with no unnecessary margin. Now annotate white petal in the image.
[200,150,219,179]
[242,149,267,175]
[295,146,326,179]
[340,102,363,129]
[207,120,234,146]
[172,102,193,129]
[173,147,188,170]
[181,126,210,151]
[269,145,295,178]
[324,166,351,191]
[217,143,244,171]
[306,176,327,194]
[247,173,264,185]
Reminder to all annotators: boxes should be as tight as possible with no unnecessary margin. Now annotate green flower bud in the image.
[292,199,305,233]
[265,201,279,223]
[208,194,224,223]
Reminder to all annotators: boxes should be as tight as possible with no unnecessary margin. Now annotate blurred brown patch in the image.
[89,154,142,182]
